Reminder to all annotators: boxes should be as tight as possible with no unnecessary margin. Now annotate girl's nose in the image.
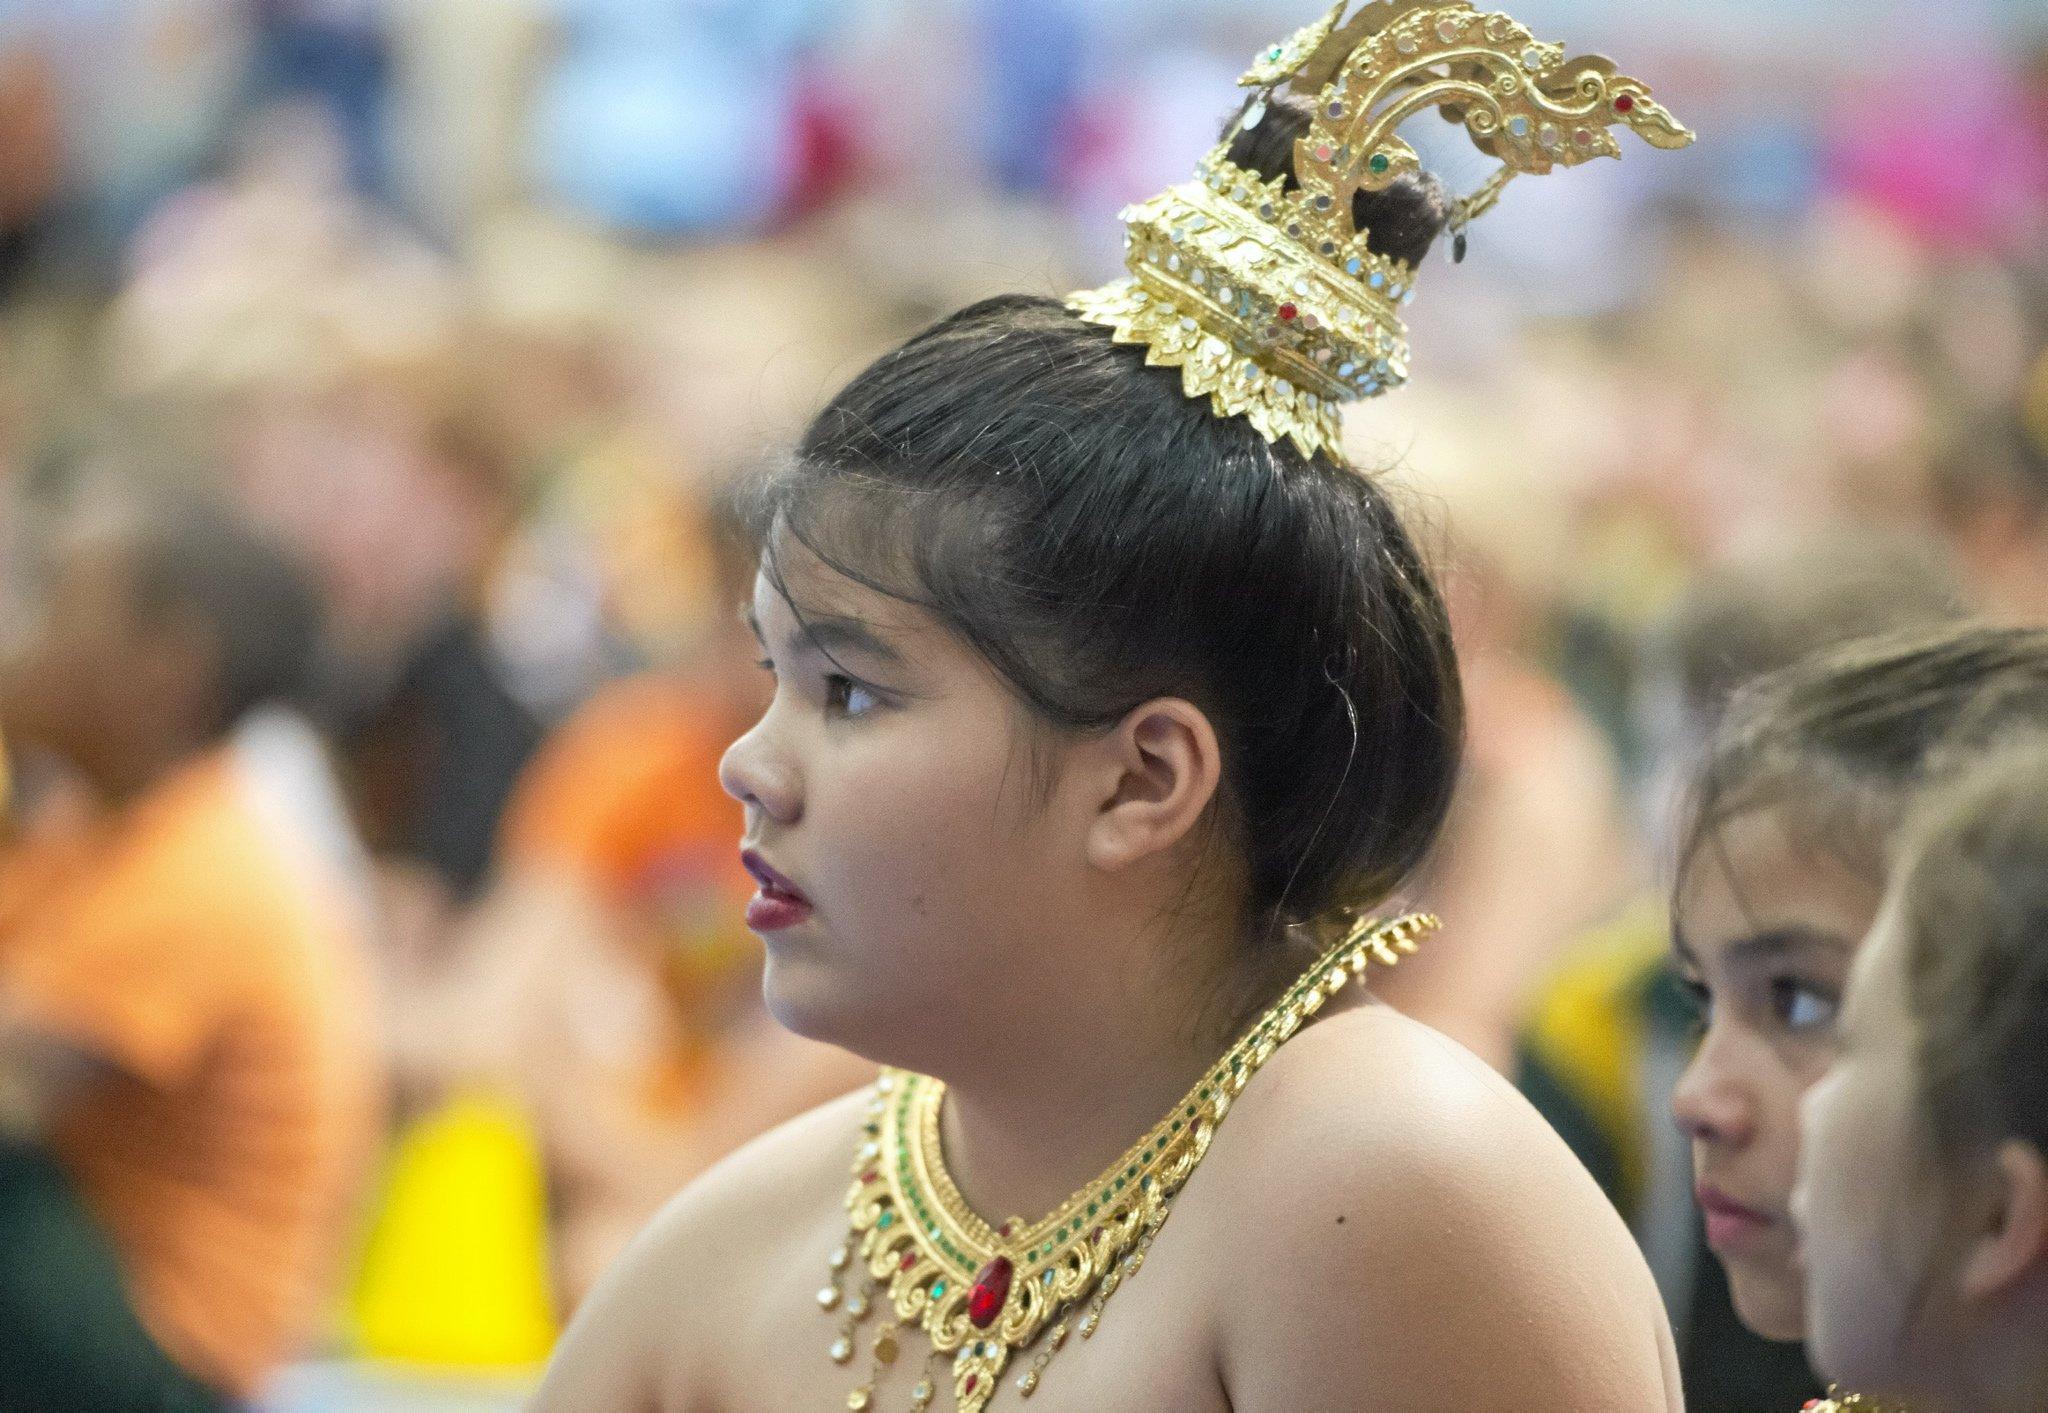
[1672,1027,1758,1149]
[720,713,801,827]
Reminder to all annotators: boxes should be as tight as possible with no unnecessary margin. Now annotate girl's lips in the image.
[745,891,813,932]
[740,849,809,903]
[1697,1184,1778,1252]
[740,849,813,932]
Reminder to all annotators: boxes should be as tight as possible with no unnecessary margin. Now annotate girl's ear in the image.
[1082,698,1224,875]
[1958,1140,2048,1304]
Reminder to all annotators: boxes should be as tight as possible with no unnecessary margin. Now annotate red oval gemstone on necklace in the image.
[1278,302,1299,321]
[967,1256,1014,1329]
[1614,93,1635,112]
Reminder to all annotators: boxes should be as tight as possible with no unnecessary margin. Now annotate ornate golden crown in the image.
[1068,0,1693,461]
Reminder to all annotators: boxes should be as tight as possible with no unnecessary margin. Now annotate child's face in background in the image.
[1671,805,1880,1341]
[1794,902,1956,1398]
[720,546,1101,1070]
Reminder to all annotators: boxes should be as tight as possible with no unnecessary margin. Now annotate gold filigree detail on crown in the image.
[1069,0,1693,462]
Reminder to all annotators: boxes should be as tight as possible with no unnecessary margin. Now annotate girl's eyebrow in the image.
[746,606,906,668]
[799,615,907,668]
[1722,927,1854,969]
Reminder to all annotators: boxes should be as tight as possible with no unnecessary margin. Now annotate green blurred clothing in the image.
[0,1137,231,1411]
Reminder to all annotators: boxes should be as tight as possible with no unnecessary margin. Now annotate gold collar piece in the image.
[820,912,1440,1410]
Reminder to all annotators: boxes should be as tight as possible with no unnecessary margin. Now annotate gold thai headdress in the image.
[1068,0,1693,461]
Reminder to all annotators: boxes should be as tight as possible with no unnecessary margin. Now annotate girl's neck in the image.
[1964,1352,2048,1413]
[927,921,1312,1225]
[1916,1324,2048,1413]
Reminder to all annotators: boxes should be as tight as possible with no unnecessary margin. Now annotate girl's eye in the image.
[1679,976,1713,1033]
[1769,977,1839,1033]
[824,674,880,717]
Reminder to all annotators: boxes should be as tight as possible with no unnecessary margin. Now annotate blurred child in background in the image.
[0,475,381,1406]
[1666,624,2048,1407]
[1799,738,2048,1411]
[1518,526,1962,1408]
[399,491,871,1310]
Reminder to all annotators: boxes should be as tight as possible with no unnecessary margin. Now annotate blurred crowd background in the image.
[0,1,2043,1409]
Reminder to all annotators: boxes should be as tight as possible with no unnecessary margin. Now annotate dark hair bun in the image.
[1221,91,1452,268]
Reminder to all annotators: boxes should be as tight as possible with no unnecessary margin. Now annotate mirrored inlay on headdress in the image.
[1068,0,1694,462]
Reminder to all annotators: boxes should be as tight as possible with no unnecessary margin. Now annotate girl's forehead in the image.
[749,554,965,677]
[1676,806,1884,956]
[1684,805,1833,899]
[753,551,920,633]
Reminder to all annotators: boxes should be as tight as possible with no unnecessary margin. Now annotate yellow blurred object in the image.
[348,1092,558,1368]
[2022,346,2048,460]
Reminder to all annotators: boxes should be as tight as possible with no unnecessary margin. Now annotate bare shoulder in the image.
[533,1084,874,1411]
[1196,1001,1681,1411]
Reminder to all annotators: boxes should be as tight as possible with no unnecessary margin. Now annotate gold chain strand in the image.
[822,912,1438,1410]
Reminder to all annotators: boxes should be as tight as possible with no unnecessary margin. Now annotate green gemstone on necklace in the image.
[931,1282,946,1298]
[878,1212,894,1229]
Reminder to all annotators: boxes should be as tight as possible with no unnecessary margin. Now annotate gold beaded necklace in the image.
[816,912,1439,1411]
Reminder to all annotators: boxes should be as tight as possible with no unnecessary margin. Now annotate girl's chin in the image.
[759,952,948,1074]
[760,951,876,1049]
[1723,1264,1807,1345]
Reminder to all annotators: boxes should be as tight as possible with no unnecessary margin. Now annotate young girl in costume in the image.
[541,3,1692,1407]
[1797,737,2048,1412]
[1671,625,2048,1396]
